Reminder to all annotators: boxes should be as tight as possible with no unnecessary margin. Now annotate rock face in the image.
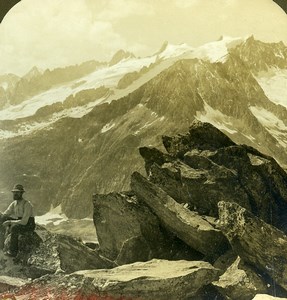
[139,121,287,231]
[218,201,287,292]
[131,171,228,259]
[93,192,202,264]
[4,259,221,300]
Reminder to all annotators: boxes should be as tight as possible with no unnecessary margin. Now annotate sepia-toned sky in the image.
[0,0,287,76]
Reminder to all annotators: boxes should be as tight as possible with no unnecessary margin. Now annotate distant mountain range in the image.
[0,36,286,218]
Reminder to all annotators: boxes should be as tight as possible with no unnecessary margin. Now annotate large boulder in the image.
[26,226,115,278]
[3,259,221,300]
[218,201,287,292]
[93,192,201,264]
[131,172,228,259]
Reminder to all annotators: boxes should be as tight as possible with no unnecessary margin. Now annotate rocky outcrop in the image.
[109,49,135,66]
[146,155,251,216]
[162,121,236,157]
[131,172,228,259]
[93,192,202,264]
[4,259,221,300]
[139,121,287,230]
[218,201,287,292]
[117,71,139,89]
[2,122,287,299]
[213,256,268,299]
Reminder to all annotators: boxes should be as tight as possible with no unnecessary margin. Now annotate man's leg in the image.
[0,215,15,250]
[9,223,33,256]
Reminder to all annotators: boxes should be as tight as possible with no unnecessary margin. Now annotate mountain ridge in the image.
[0,37,286,217]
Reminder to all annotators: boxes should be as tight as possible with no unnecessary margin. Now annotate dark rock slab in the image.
[218,201,287,291]
[148,158,251,216]
[209,145,287,230]
[139,146,173,174]
[93,192,201,264]
[131,172,228,258]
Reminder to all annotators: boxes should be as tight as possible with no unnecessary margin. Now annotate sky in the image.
[0,0,287,76]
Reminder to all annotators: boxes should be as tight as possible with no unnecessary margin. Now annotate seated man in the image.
[0,184,35,257]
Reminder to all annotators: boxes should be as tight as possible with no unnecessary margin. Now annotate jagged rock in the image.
[25,226,115,278]
[213,256,268,300]
[0,275,28,293]
[148,157,251,216]
[131,172,228,259]
[139,123,287,230]
[117,71,139,89]
[3,259,221,300]
[162,121,235,157]
[209,145,287,230]
[93,192,201,264]
[218,201,287,292]
[139,146,173,175]
[109,49,135,66]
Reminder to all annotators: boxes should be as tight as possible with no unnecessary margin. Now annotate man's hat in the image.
[11,184,25,193]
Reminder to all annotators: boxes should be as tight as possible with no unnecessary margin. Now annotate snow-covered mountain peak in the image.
[186,36,245,63]
[1,36,287,144]
[157,42,193,60]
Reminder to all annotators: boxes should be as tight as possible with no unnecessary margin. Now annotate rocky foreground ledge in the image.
[1,121,287,299]
[1,260,220,299]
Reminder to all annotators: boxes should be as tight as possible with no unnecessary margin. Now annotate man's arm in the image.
[3,202,15,216]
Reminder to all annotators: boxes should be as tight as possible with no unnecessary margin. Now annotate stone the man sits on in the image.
[0,184,35,257]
